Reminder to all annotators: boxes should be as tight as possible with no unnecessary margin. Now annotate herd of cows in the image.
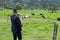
[21,13,60,21]
[21,13,46,19]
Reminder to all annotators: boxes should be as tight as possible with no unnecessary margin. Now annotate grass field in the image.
[0,9,60,40]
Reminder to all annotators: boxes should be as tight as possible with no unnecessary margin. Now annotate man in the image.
[10,9,22,40]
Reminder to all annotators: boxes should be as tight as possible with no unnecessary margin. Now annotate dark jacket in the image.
[10,14,22,34]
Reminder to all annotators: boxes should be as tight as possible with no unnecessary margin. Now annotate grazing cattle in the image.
[42,15,45,19]
[22,15,30,20]
[31,13,35,15]
[40,14,43,15]
[57,18,60,21]
[40,13,45,19]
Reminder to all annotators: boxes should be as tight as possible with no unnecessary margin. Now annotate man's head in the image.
[13,9,18,14]
[13,9,20,16]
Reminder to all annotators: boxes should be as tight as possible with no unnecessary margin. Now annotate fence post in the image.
[53,22,58,40]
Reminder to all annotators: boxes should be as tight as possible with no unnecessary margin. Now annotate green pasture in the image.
[0,9,60,40]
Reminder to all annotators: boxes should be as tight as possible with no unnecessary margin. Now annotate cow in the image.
[40,13,45,19]
[22,15,30,20]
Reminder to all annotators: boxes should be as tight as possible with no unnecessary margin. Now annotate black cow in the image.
[40,13,45,19]
[31,13,35,15]
[57,18,60,21]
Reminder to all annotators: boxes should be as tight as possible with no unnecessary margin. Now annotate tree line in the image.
[0,0,60,12]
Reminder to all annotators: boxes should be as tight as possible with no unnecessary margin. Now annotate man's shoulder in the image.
[11,15,18,19]
[11,14,17,17]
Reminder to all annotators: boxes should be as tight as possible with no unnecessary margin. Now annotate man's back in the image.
[11,14,22,34]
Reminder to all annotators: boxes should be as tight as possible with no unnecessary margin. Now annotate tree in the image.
[40,0,48,9]
[15,2,22,10]
[48,3,58,13]
[23,3,27,9]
